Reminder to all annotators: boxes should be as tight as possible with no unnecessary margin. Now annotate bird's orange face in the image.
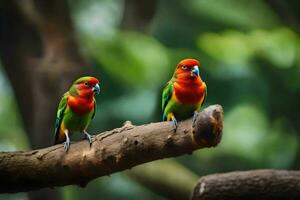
[76,77,100,97]
[175,59,201,79]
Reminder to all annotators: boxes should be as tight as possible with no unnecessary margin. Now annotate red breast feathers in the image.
[67,76,100,114]
[173,59,206,105]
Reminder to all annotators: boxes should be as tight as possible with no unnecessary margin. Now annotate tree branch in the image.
[192,169,300,200]
[0,105,223,193]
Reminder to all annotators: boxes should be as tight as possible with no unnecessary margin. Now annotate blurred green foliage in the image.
[198,28,299,68]
[86,31,170,90]
[0,0,299,199]
[0,65,29,151]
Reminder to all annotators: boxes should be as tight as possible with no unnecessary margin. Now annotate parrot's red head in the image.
[70,76,100,98]
[174,58,201,79]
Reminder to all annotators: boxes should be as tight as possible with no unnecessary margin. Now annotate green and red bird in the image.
[54,76,100,151]
[162,58,207,131]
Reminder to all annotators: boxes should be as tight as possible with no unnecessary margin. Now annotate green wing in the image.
[197,82,207,111]
[162,80,174,121]
[92,99,96,120]
[54,93,68,144]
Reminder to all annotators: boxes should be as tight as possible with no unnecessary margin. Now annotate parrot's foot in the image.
[192,111,198,127]
[63,137,70,152]
[63,130,70,152]
[83,130,94,147]
[171,116,178,132]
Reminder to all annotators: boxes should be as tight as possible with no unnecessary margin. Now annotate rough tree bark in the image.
[192,169,300,200]
[0,105,223,193]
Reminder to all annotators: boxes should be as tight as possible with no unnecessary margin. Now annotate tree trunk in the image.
[0,0,87,199]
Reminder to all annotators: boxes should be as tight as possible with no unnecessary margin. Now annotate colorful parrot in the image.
[54,76,100,151]
[162,58,207,131]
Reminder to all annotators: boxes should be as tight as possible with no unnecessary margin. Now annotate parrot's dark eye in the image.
[84,82,89,87]
[182,65,187,70]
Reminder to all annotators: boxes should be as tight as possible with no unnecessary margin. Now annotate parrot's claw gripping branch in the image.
[83,130,93,146]
[171,116,178,132]
[63,130,70,152]
[0,105,223,193]
[192,111,198,126]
